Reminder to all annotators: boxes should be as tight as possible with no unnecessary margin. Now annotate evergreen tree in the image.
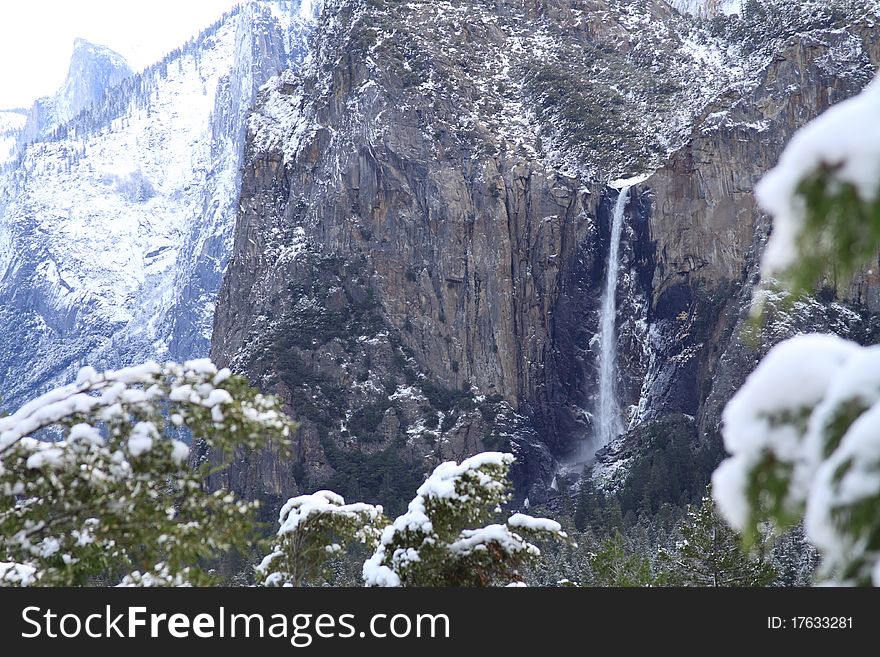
[665,489,777,587]
[0,360,295,586]
[256,491,386,587]
[772,525,819,587]
[573,473,622,534]
[363,453,570,587]
[588,533,660,587]
[573,479,594,533]
[556,475,575,525]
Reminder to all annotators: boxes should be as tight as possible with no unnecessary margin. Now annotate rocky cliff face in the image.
[592,16,880,492]
[631,22,880,420]
[0,111,26,167]
[211,0,880,510]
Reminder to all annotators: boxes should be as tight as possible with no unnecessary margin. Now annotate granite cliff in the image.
[169,0,880,511]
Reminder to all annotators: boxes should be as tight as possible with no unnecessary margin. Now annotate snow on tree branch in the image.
[718,59,880,586]
[363,452,570,587]
[0,359,296,586]
[257,490,385,587]
[713,335,880,585]
[756,73,880,288]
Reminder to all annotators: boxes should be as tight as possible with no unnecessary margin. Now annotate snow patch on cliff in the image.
[666,0,742,17]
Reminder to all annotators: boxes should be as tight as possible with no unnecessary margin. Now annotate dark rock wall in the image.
[210,1,880,507]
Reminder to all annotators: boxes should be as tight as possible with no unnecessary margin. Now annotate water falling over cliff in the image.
[595,186,630,449]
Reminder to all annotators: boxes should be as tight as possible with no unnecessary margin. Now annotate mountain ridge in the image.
[0,1,317,410]
[16,38,133,149]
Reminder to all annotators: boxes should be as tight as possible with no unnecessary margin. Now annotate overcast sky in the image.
[0,0,240,109]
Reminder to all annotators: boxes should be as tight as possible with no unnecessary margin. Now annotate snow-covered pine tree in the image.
[363,453,570,587]
[664,489,777,587]
[0,360,296,586]
[256,491,386,587]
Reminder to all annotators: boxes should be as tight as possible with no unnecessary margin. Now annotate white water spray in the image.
[595,186,630,449]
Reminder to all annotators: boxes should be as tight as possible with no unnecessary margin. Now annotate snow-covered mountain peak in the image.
[0,3,319,409]
[68,37,132,82]
[71,36,128,61]
[15,38,132,148]
[57,38,133,122]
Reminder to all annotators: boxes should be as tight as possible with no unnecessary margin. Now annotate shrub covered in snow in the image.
[257,490,386,587]
[0,359,295,586]
[363,452,570,587]
[713,336,880,585]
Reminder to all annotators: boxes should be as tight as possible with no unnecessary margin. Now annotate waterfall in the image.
[595,186,630,449]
